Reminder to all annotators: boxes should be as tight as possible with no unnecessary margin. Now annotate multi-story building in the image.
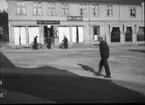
[7,0,145,48]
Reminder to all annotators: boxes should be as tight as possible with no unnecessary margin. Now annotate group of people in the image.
[32,35,68,50]
[32,35,111,78]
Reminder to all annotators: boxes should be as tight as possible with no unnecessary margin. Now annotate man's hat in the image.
[98,35,103,40]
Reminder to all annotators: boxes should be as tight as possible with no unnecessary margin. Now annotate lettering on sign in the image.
[37,20,60,24]
[67,16,83,21]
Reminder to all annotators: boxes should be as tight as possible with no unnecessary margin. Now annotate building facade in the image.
[7,0,145,47]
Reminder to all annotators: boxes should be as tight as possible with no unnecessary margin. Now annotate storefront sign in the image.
[37,20,60,24]
[67,16,83,21]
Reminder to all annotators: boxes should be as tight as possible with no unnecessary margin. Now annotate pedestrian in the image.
[97,36,111,78]
[46,37,52,49]
[62,36,68,49]
[33,36,38,50]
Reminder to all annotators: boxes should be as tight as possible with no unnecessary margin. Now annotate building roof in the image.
[7,0,144,5]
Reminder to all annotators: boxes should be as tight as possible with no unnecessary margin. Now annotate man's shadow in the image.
[78,63,105,77]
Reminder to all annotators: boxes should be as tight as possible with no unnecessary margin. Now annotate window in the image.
[111,27,120,42]
[130,8,136,17]
[16,1,26,15]
[106,5,113,17]
[137,27,145,41]
[33,2,42,15]
[79,4,87,16]
[93,26,100,40]
[61,3,69,16]
[48,3,56,16]
[125,27,132,41]
[92,4,99,17]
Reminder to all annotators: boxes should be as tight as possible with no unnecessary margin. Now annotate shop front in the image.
[11,19,85,48]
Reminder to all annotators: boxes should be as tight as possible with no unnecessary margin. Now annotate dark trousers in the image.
[47,43,51,49]
[33,43,37,50]
[99,58,111,76]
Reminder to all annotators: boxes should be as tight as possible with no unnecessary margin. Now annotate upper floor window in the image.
[130,8,136,17]
[16,1,26,15]
[106,5,113,17]
[92,4,99,17]
[48,3,56,16]
[33,2,43,16]
[93,26,100,40]
[61,3,69,16]
[79,4,87,16]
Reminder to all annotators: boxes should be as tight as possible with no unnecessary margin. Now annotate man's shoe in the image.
[95,72,101,76]
[104,75,111,78]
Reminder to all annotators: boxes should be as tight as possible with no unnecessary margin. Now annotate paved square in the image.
[1,45,145,103]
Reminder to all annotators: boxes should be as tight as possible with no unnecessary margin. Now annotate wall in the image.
[7,0,144,45]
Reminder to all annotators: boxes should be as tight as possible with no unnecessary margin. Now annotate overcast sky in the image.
[0,0,7,11]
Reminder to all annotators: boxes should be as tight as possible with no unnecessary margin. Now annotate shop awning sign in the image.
[67,16,83,21]
[37,20,60,24]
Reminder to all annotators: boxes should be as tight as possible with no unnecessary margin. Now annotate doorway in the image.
[44,25,55,44]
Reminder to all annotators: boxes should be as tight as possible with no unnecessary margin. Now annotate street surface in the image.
[0,42,145,103]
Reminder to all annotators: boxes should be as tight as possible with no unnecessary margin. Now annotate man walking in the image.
[97,36,111,78]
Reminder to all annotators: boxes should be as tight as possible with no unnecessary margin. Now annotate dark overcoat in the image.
[99,40,110,59]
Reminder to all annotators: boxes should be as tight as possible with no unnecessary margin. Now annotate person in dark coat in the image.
[33,36,38,50]
[46,37,52,49]
[62,36,68,49]
[97,36,111,78]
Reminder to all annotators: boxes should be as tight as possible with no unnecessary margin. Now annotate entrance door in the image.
[44,26,55,44]
[14,27,26,45]
[71,26,84,43]
[28,27,40,45]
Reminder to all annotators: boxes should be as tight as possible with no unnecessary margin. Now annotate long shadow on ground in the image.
[78,63,105,77]
[0,52,145,103]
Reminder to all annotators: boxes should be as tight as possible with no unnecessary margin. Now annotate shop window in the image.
[106,5,113,17]
[71,27,84,43]
[58,27,70,43]
[79,4,87,16]
[14,27,26,45]
[61,3,69,16]
[125,27,132,42]
[93,26,100,40]
[92,4,99,17]
[111,27,120,42]
[130,8,136,17]
[137,27,145,41]
[33,2,43,16]
[47,3,56,16]
[28,27,40,44]
[16,1,26,15]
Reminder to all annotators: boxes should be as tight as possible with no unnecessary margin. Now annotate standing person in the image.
[62,36,68,49]
[97,36,111,78]
[46,37,52,49]
[33,36,38,50]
